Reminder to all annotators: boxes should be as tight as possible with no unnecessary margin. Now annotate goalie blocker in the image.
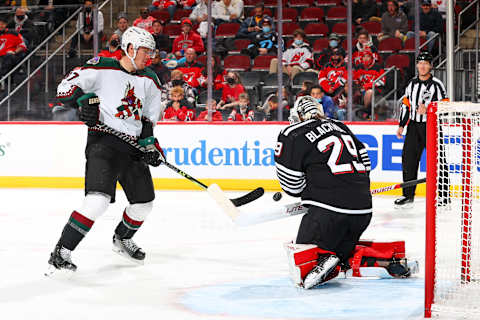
[285,240,417,288]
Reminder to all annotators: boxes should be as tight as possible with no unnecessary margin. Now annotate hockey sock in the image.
[114,210,144,239]
[58,211,94,250]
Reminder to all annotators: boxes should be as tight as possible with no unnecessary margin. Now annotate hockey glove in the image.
[139,137,166,167]
[77,93,100,127]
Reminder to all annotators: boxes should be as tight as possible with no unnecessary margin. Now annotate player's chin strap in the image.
[125,49,138,71]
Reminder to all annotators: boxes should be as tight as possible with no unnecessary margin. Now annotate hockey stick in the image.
[234,177,427,226]
[90,123,264,216]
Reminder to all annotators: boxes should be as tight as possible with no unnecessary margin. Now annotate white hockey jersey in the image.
[57,57,164,137]
[282,43,314,70]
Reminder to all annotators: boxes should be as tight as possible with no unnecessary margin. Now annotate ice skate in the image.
[45,244,77,277]
[394,196,414,209]
[303,255,340,289]
[112,234,145,265]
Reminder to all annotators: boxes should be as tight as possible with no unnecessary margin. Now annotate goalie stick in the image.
[89,123,264,217]
[234,178,427,226]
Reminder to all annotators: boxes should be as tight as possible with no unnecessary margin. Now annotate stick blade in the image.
[207,184,240,220]
[230,187,265,207]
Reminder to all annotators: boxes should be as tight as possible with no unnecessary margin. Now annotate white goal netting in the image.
[428,102,480,318]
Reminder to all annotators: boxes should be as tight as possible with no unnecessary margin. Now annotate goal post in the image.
[425,101,480,318]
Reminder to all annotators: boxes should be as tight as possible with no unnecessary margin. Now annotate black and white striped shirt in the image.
[399,75,447,127]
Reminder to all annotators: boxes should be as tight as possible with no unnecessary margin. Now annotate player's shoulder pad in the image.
[83,56,121,69]
[138,67,162,90]
[279,119,317,138]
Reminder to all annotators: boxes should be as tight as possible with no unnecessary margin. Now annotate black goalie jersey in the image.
[274,119,372,214]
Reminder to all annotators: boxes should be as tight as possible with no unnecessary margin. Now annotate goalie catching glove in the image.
[76,93,100,127]
[139,136,166,167]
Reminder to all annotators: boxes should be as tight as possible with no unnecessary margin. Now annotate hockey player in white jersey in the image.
[47,27,165,275]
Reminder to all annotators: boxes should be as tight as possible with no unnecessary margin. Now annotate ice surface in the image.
[0,188,427,320]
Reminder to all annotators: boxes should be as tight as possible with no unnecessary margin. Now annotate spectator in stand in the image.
[214,0,244,25]
[315,33,342,70]
[196,100,224,121]
[222,92,255,121]
[68,0,104,59]
[98,33,122,60]
[218,71,245,108]
[269,29,314,79]
[190,0,210,28]
[310,85,342,120]
[114,14,129,42]
[133,7,156,33]
[378,0,408,42]
[172,18,205,58]
[8,7,36,49]
[318,47,348,105]
[406,0,443,52]
[260,94,289,121]
[175,48,203,88]
[354,50,385,118]
[163,86,196,121]
[236,3,265,41]
[198,56,227,90]
[0,16,27,81]
[352,28,379,67]
[178,0,195,10]
[150,49,171,85]
[281,86,294,110]
[242,16,280,58]
[162,69,196,106]
[296,80,314,98]
[353,0,378,25]
[151,20,170,53]
[149,1,177,19]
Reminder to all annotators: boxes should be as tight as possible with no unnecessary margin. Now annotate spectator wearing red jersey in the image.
[352,28,379,68]
[172,18,205,57]
[0,17,27,79]
[223,92,254,121]
[318,48,348,97]
[133,7,156,33]
[354,50,385,111]
[178,0,195,9]
[199,56,227,91]
[149,0,177,19]
[98,33,122,60]
[196,100,224,121]
[218,71,245,107]
[175,48,203,88]
[163,86,196,121]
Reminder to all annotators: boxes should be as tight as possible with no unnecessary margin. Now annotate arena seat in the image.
[316,0,340,7]
[239,71,263,89]
[172,9,192,23]
[263,72,290,89]
[289,0,315,8]
[299,7,324,22]
[304,23,329,37]
[282,22,302,37]
[332,22,355,37]
[292,72,318,88]
[252,55,276,71]
[275,8,298,22]
[385,54,410,70]
[150,10,170,22]
[313,38,329,52]
[223,55,251,71]
[215,23,241,38]
[378,37,403,54]
[400,37,427,53]
[360,21,381,36]
[325,6,347,23]
[230,39,251,54]
[164,24,182,38]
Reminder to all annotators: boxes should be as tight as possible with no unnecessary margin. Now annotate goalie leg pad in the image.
[284,242,338,287]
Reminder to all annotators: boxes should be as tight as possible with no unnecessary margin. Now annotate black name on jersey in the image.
[305,122,346,143]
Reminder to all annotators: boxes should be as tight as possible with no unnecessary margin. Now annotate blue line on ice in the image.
[182,277,424,319]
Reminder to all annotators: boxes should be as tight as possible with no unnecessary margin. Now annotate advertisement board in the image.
[0,122,426,194]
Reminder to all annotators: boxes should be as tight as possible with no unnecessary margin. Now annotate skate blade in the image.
[394,203,414,209]
[112,246,145,265]
[44,264,75,279]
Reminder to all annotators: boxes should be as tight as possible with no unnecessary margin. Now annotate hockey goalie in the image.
[275,96,415,288]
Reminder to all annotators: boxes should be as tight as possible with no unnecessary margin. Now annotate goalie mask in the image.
[289,95,325,124]
[121,26,156,70]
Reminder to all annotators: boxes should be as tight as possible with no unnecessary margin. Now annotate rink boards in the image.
[0,121,425,195]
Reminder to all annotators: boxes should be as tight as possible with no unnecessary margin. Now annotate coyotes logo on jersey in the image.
[115,83,142,120]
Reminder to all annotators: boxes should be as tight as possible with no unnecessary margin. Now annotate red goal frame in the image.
[425,102,474,318]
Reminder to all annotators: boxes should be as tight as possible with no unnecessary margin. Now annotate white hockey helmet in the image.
[289,95,324,124]
[121,26,156,69]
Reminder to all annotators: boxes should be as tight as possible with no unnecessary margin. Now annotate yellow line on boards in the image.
[0,176,424,196]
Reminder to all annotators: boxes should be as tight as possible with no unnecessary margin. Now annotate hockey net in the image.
[425,102,480,318]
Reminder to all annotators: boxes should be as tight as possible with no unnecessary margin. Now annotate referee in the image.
[395,52,449,208]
